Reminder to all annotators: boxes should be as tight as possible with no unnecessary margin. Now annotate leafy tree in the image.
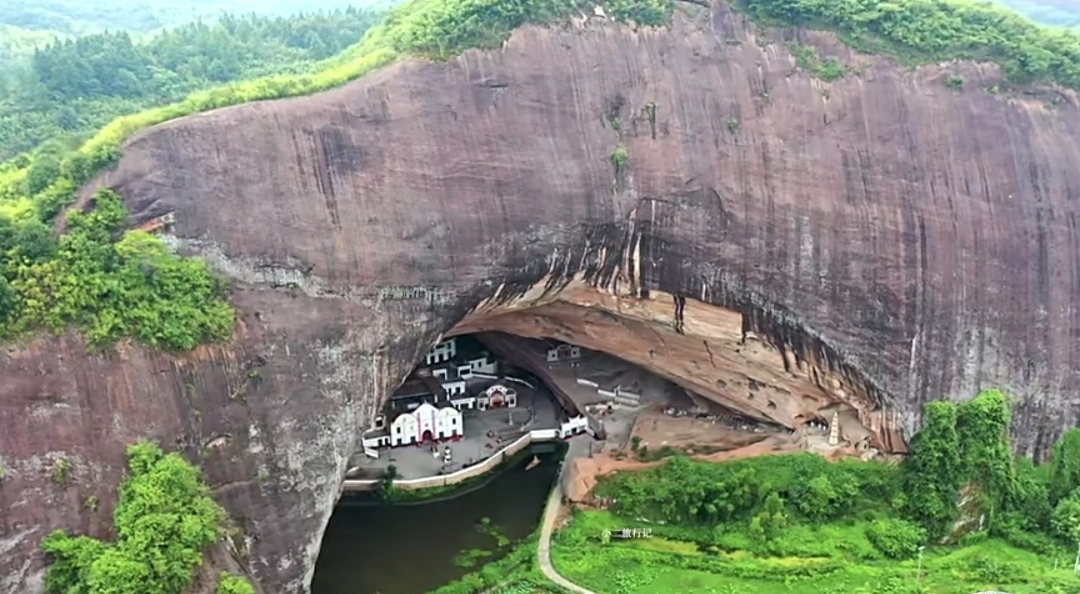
[1049,429,1080,505]
[42,441,225,594]
[758,492,788,539]
[1051,490,1080,543]
[956,390,1016,517]
[901,400,962,536]
[1,190,234,350]
[736,0,1080,90]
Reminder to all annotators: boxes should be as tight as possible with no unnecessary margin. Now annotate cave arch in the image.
[444,278,905,454]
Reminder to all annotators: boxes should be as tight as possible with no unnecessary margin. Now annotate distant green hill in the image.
[1,1,400,37]
[991,0,1080,29]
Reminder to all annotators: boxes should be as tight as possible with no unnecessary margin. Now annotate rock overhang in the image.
[4,3,1080,593]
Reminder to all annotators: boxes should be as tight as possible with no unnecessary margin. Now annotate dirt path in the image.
[536,436,599,594]
[537,486,598,594]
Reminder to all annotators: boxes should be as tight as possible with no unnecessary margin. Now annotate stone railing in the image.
[341,429,558,492]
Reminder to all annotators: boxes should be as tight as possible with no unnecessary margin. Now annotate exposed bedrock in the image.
[5,2,1080,592]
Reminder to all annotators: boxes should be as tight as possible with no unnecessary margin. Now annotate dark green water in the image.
[310,449,559,594]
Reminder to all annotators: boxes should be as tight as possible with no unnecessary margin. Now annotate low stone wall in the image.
[342,429,554,492]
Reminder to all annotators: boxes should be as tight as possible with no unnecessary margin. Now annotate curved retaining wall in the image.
[341,428,560,492]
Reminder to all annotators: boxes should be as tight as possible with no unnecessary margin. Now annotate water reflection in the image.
[311,450,559,594]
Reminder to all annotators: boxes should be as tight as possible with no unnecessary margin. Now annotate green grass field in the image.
[550,510,1080,594]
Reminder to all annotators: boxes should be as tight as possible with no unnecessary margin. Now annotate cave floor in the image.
[628,409,787,455]
[354,385,561,479]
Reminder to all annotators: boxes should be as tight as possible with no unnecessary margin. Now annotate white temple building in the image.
[477,384,517,410]
[389,403,463,447]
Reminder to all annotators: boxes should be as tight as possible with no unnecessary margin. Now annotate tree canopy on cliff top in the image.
[3,0,1080,352]
[738,0,1080,86]
[0,8,385,160]
[0,0,672,351]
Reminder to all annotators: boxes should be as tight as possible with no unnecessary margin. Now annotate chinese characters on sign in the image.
[603,528,652,539]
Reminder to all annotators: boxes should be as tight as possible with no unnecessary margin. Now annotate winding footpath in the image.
[537,439,598,594]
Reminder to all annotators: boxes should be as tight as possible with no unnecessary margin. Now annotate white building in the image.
[427,351,500,411]
[389,403,463,447]
[559,415,589,438]
[477,384,517,410]
[467,353,499,375]
[546,343,581,363]
[425,338,457,366]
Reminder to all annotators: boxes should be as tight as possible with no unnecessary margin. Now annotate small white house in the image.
[390,403,463,446]
[546,343,581,363]
[478,384,517,410]
[468,353,499,375]
[449,395,477,410]
[441,378,468,397]
[425,338,458,366]
[559,415,589,438]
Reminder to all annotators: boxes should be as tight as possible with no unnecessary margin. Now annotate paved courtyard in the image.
[351,382,562,479]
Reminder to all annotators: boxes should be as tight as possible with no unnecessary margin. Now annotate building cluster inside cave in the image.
[345,331,846,482]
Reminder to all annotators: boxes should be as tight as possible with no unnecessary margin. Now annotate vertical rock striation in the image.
[5,3,1080,592]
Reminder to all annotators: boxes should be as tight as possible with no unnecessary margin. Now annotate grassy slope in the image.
[551,510,1080,594]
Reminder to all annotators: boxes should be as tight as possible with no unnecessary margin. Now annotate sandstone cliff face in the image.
[4,2,1080,592]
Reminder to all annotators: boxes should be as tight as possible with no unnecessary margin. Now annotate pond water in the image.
[310,447,560,594]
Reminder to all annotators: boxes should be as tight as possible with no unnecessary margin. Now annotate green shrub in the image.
[2,190,234,351]
[42,441,224,594]
[865,518,927,559]
[598,453,902,526]
[789,44,847,81]
[216,573,255,594]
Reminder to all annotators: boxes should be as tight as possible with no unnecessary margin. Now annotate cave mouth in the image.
[346,330,788,482]
[316,286,898,594]
[315,329,791,594]
[445,288,898,456]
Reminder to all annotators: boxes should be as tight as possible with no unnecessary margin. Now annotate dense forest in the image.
[0,0,395,35]
[0,7,384,160]
[5,0,1080,353]
[599,391,1079,564]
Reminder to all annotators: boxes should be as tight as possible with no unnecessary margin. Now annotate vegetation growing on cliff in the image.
[0,8,385,159]
[0,189,234,350]
[41,442,226,594]
[545,390,1080,593]
[0,0,672,351]
[738,0,1080,88]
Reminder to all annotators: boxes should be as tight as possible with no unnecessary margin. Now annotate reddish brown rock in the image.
[5,3,1080,592]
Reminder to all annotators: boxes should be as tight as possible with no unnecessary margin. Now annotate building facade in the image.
[478,384,517,410]
[425,338,458,366]
[389,403,464,447]
[546,342,581,363]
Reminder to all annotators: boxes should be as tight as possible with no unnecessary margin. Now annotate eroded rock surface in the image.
[5,2,1080,592]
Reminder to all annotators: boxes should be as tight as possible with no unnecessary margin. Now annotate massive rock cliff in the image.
[4,2,1080,592]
